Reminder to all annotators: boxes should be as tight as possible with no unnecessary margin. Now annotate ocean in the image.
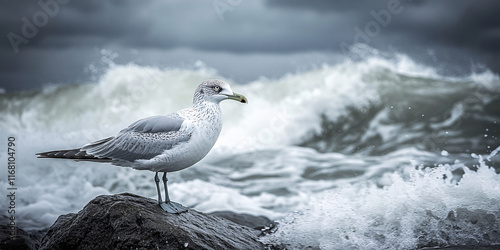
[1,52,499,249]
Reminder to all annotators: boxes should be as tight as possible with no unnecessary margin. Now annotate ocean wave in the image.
[263,152,500,249]
[0,51,498,234]
[1,53,498,153]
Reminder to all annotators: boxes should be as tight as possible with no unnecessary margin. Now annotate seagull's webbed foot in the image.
[155,172,188,214]
[160,201,188,214]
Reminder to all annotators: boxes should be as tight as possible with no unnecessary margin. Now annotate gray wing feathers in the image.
[123,115,184,133]
[36,148,112,162]
[82,115,190,162]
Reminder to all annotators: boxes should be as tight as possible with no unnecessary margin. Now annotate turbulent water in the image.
[1,53,499,249]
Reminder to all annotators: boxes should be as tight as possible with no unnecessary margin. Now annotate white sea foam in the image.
[0,51,498,235]
[263,156,500,249]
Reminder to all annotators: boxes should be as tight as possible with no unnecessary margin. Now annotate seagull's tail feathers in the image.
[36,137,114,163]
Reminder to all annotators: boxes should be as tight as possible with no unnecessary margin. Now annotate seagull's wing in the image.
[82,114,191,162]
[123,115,184,133]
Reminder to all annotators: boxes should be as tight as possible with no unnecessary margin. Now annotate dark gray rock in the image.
[40,193,265,250]
[209,211,273,231]
[0,221,44,250]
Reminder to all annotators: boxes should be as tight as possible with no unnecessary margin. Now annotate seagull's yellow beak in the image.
[225,92,248,104]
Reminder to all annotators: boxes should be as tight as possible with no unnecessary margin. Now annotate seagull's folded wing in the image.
[82,115,191,162]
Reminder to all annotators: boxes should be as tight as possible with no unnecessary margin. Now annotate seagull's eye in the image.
[213,86,221,92]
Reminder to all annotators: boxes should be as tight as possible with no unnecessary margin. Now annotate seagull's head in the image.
[194,79,248,105]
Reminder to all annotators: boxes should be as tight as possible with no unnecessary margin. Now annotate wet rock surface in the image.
[38,193,265,250]
[208,211,273,232]
[0,223,43,250]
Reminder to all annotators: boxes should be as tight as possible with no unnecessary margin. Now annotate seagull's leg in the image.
[156,172,181,213]
[162,172,171,202]
[154,172,162,204]
[159,172,188,213]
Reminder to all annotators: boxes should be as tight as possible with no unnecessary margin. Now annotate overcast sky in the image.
[1,0,499,92]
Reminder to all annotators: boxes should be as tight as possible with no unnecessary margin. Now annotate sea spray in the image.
[263,156,500,249]
[0,52,498,241]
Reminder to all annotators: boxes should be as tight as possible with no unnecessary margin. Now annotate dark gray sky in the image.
[1,0,499,92]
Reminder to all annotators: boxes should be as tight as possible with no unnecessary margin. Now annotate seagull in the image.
[37,79,247,213]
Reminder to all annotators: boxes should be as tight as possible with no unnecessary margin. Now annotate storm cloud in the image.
[1,0,499,92]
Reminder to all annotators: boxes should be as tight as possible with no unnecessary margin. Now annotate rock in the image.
[209,211,273,231]
[40,193,265,250]
[0,223,42,250]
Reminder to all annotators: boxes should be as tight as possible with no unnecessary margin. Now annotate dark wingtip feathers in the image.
[36,148,112,162]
